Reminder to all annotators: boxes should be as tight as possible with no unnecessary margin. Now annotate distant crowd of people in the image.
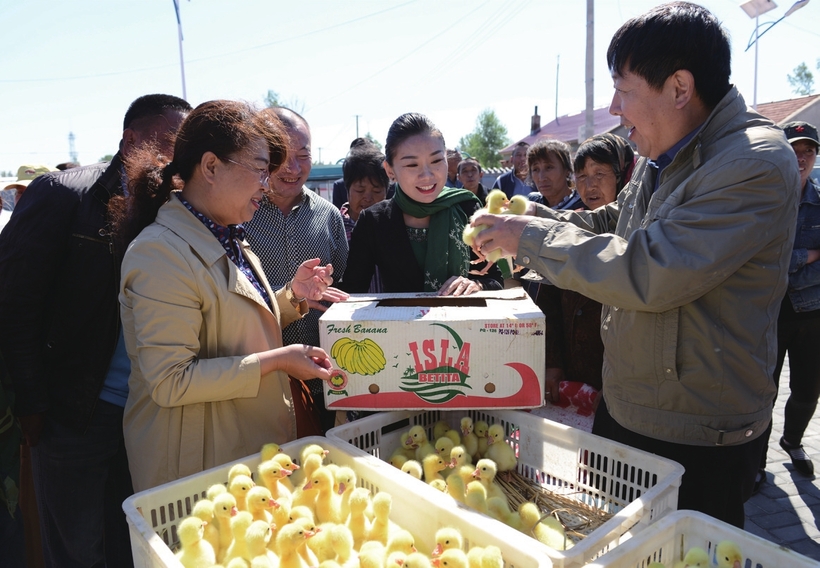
[0,2,818,567]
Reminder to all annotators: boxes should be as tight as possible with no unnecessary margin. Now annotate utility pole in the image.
[584,0,594,141]
[555,55,560,125]
[68,131,78,163]
[355,115,360,139]
[172,0,187,100]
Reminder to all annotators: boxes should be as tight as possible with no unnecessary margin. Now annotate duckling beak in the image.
[230,506,238,516]
[432,544,443,557]
[337,482,346,495]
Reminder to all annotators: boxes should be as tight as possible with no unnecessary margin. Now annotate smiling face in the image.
[347,177,387,221]
[575,157,618,209]
[792,140,818,189]
[212,136,270,225]
[609,69,678,160]
[384,134,447,204]
[269,121,312,211]
[530,153,570,206]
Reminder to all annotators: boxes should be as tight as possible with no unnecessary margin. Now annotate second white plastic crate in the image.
[327,409,685,568]
[583,509,819,568]
[122,435,550,568]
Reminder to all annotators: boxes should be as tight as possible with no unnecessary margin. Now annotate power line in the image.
[0,1,419,84]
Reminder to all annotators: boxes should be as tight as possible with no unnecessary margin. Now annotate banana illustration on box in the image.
[330,337,387,376]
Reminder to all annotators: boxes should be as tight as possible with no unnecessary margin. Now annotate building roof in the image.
[755,94,820,125]
[501,107,622,154]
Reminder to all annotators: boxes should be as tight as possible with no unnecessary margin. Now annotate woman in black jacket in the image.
[341,113,502,294]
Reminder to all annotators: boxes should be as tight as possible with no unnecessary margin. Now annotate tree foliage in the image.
[458,109,510,169]
[787,62,815,96]
[264,89,306,114]
[364,132,383,151]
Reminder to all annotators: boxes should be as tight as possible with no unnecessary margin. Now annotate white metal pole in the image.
[753,15,759,110]
[173,0,187,100]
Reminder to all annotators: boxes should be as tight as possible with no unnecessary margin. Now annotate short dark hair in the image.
[574,133,635,191]
[343,147,389,190]
[349,137,375,150]
[606,2,731,109]
[384,113,445,166]
[122,94,192,131]
[268,106,309,133]
[527,139,572,174]
[457,158,481,174]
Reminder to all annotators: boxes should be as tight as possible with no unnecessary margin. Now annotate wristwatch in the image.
[284,280,306,308]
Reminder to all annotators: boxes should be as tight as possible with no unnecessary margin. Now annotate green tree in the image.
[459,109,510,169]
[99,154,114,162]
[263,89,306,114]
[364,132,383,151]
[787,62,815,96]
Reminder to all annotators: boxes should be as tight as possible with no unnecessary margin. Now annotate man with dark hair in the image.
[469,2,799,527]
[245,107,348,434]
[457,158,487,205]
[493,141,532,198]
[0,93,190,566]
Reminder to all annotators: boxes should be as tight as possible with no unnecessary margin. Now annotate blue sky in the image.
[0,0,817,173]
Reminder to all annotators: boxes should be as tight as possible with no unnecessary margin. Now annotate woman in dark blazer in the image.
[341,113,502,294]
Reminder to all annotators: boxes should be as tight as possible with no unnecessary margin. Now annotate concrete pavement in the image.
[744,356,820,561]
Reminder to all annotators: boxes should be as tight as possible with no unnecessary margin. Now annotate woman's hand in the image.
[259,344,333,381]
[290,258,350,304]
[438,276,481,296]
[544,367,563,404]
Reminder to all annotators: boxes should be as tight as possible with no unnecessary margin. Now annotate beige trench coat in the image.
[120,193,304,492]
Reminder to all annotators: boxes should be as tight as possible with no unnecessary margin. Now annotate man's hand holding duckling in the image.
[469,211,532,261]
[290,257,349,312]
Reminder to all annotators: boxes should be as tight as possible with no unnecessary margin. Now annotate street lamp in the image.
[741,0,811,109]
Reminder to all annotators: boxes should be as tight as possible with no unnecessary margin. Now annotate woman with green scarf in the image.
[341,113,502,294]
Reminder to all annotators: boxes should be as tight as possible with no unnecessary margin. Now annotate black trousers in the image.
[593,398,765,529]
[759,315,820,467]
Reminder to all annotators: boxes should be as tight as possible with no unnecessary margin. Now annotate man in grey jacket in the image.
[469,2,800,528]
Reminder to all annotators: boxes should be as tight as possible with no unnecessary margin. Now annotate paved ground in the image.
[744,356,820,562]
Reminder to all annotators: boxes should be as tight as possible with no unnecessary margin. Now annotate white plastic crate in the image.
[122,435,550,568]
[583,510,819,568]
[327,410,685,568]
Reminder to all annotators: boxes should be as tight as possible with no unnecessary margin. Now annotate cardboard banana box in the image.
[319,288,545,410]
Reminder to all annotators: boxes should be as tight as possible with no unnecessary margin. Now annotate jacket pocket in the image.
[654,308,680,381]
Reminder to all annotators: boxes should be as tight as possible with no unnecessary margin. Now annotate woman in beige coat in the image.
[114,101,347,491]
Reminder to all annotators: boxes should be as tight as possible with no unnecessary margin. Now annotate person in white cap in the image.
[755,121,820,490]
[0,165,55,233]
[3,165,55,206]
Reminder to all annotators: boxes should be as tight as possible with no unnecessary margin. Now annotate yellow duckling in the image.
[465,480,488,514]
[715,541,742,568]
[423,453,448,484]
[276,523,317,568]
[408,425,436,463]
[400,460,423,480]
[460,417,478,460]
[213,492,238,563]
[191,499,220,560]
[474,421,489,459]
[259,458,294,502]
[471,459,505,501]
[260,442,282,462]
[175,516,216,568]
[346,487,371,550]
[485,425,517,480]
[433,547,469,568]
[245,520,278,567]
[247,485,278,524]
[518,502,570,551]
[224,511,255,563]
[431,527,463,557]
[367,492,391,545]
[672,546,709,568]
[229,474,256,512]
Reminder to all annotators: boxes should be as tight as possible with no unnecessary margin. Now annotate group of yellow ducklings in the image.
[647,540,743,568]
[172,442,508,568]
[386,417,571,551]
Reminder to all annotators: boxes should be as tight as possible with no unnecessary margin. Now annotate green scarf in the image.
[394,185,480,292]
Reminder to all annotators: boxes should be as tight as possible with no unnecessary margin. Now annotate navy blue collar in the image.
[648,124,702,192]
